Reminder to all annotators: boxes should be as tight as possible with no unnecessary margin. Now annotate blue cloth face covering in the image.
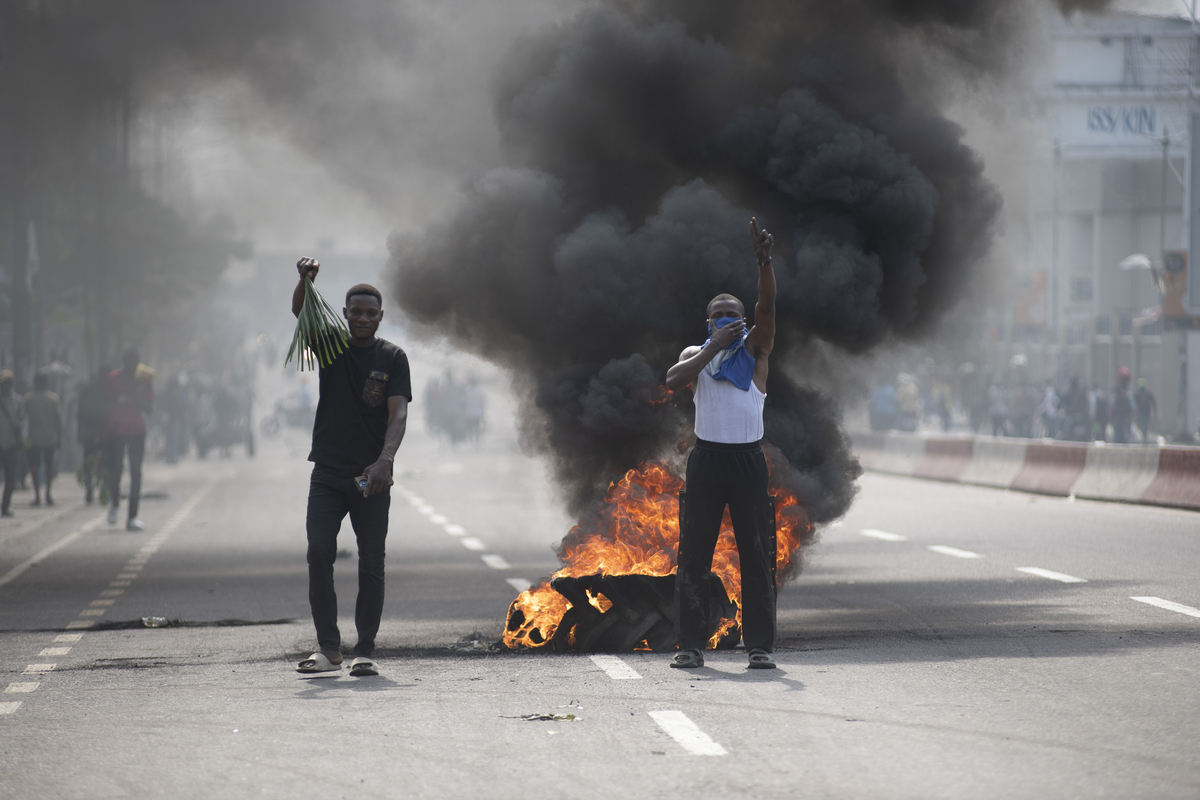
[703,316,755,391]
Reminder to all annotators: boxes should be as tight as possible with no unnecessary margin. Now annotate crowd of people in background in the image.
[869,362,1160,444]
[0,342,260,522]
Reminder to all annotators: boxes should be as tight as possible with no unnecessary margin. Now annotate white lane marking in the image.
[429,514,449,525]
[90,599,115,607]
[417,506,435,516]
[506,578,532,593]
[0,514,106,589]
[114,575,137,581]
[444,524,465,536]
[0,702,22,714]
[648,710,727,756]
[591,654,642,680]
[23,664,55,674]
[38,647,70,657]
[100,589,124,597]
[928,545,982,559]
[65,621,93,630]
[1131,596,1200,619]
[861,529,907,542]
[4,683,39,693]
[78,609,105,617]
[122,564,143,572]
[54,634,82,643]
[1016,567,1087,584]
[407,497,425,507]
[461,537,486,551]
[481,555,512,570]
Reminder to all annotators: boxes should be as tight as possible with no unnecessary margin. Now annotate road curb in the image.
[851,431,1200,511]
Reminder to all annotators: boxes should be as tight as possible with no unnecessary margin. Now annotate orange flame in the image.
[503,447,812,650]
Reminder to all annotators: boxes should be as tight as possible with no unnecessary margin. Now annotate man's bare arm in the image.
[665,319,746,390]
[745,218,776,359]
[357,396,408,497]
[292,257,320,317]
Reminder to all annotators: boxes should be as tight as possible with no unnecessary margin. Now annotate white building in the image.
[1025,10,1200,434]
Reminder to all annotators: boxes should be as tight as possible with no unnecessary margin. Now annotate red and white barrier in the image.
[852,431,1200,511]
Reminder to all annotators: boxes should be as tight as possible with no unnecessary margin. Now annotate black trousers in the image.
[1,447,16,513]
[675,439,777,653]
[306,463,391,657]
[106,435,145,520]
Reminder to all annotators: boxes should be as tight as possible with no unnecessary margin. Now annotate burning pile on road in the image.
[503,449,811,652]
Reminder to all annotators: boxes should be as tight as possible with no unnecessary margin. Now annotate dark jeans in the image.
[675,439,777,653]
[80,440,101,501]
[28,447,57,497]
[1,446,16,513]
[306,463,391,657]
[106,435,145,520]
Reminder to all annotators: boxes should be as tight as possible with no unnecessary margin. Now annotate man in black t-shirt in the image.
[291,257,411,677]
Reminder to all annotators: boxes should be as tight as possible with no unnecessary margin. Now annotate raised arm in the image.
[292,257,320,317]
[744,217,775,359]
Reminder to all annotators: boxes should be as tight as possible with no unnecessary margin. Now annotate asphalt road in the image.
[1,378,1198,799]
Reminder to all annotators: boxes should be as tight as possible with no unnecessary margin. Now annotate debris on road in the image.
[503,713,582,722]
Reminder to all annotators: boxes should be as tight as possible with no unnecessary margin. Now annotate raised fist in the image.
[297,257,320,280]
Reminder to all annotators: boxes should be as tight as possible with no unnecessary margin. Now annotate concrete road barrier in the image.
[1142,447,1200,510]
[1011,441,1088,497]
[958,438,1028,489]
[850,430,1200,511]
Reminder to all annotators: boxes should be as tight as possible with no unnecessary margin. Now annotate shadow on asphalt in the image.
[294,674,413,697]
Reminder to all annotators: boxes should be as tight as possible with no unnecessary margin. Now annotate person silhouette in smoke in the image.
[665,218,777,670]
[291,257,411,677]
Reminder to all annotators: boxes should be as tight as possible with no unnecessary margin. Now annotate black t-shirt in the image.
[308,338,412,474]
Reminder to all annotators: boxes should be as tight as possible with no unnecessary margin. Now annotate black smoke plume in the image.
[388,0,1110,524]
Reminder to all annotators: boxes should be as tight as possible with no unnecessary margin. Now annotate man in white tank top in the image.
[665,218,777,670]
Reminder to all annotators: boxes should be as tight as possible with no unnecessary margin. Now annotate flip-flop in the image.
[669,649,704,669]
[747,649,777,670]
[349,657,379,677]
[296,652,342,673]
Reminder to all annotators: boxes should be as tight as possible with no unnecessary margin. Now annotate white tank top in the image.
[693,369,766,443]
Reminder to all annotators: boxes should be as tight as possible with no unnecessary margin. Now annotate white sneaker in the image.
[126,518,145,532]
[107,506,118,525]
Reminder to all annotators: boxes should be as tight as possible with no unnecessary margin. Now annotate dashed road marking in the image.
[481,554,511,570]
[23,664,55,674]
[53,634,82,643]
[928,545,982,559]
[430,514,448,524]
[1131,596,1200,619]
[506,578,532,593]
[4,683,39,694]
[90,599,114,607]
[861,529,907,542]
[0,514,107,589]
[417,506,435,516]
[461,537,486,551]
[65,621,93,630]
[649,710,727,756]
[591,654,642,680]
[0,702,22,715]
[1016,567,1087,584]
[444,524,465,536]
[38,648,70,657]
[78,609,105,617]
[100,589,124,597]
